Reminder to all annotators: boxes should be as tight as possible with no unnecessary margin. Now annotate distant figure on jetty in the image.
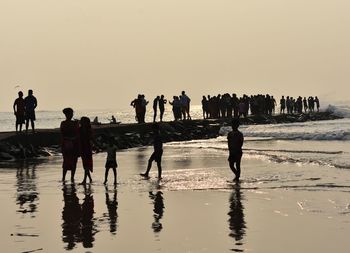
[280,96,286,114]
[80,117,93,185]
[13,91,25,133]
[202,96,209,119]
[24,89,37,133]
[159,95,167,122]
[227,119,244,181]
[131,94,148,123]
[180,91,191,120]
[169,96,181,121]
[92,116,100,125]
[109,115,119,124]
[61,108,80,182]
[315,96,320,112]
[104,138,118,185]
[153,96,159,122]
[140,123,163,179]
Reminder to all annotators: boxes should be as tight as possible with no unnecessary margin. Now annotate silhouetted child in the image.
[227,118,244,181]
[104,139,118,185]
[140,123,163,179]
[80,117,93,184]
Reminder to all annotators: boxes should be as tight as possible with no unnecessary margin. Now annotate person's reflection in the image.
[105,185,118,234]
[16,161,38,216]
[149,191,165,233]
[81,184,96,248]
[61,184,81,250]
[227,183,246,251]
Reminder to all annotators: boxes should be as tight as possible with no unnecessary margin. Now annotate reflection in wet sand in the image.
[61,184,98,250]
[228,183,246,252]
[149,191,165,234]
[16,161,39,216]
[105,186,118,235]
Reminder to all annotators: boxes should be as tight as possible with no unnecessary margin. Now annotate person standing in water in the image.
[60,108,80,182]
[227,118,244,181]
[140,123,163,180]
[104,138,118,185]
[80,117,93,184]
[24,89,37,133]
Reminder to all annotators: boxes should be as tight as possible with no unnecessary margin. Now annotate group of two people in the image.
[13,89,38,133]
[60,108,118,185]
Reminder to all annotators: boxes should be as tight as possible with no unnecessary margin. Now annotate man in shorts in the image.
[24,89,38,133]
[140,123,163,180]
[13,91,25,133]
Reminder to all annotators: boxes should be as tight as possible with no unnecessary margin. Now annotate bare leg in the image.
[141,159,153,177]
[156,161,162,179]
[104,168,109,184]
[112,167,117,184]
[62,169,67,181]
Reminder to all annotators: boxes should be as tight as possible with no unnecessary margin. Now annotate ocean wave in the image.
[326,104,350,118]
[244,150,350,170]
[220,125,350,141]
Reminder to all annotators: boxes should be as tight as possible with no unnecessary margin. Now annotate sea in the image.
[1,103,350,171]
[1,103,350,252]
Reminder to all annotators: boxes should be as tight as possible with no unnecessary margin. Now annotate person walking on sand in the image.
[13,91,25,133]
[104,138,118,185]
[24,89,37,133]
[80,117,93,184]
[140,123,163,180]
[60,108,80,182]
[227,118,244,181]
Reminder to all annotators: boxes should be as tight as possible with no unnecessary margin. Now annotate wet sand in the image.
[1,143,349,253]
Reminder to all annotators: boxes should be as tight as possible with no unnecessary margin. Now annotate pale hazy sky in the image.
[1,0,349,111]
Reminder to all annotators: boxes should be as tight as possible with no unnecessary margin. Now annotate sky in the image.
[0,0,349,111]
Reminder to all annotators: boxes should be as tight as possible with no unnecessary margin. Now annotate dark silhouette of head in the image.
[18,91,23,97]
[63,108,74,120]
[28,89,33,96]
[181,91,185,95]
[80,117,91,130]
[231,118,240,130]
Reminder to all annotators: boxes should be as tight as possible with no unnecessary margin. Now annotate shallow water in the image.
[1,139,350,252]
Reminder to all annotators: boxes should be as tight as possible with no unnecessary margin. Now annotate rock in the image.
[0,152,14,160]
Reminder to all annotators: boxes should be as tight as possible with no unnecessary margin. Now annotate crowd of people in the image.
[201,93,320,119]
[280,96,320,114]
[131,91,192,123]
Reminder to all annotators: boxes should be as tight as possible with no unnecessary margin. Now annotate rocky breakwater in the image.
[0,111,342,162]
[0,120,221,161]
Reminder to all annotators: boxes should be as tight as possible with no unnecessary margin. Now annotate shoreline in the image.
[0,111,342,161]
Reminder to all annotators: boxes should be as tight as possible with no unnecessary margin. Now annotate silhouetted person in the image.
[159,95,167,122]
[141,94,149,123]
[227,184,246,251]
[109,115,117,124]
[315,96,320,112]
[131,95,143,123]
[153,96,159,122]
[227,119,244,181]
[303,97,308,113]
[60,108,80,182]
[62,184,81,250]
[180,91,191,120]
[202,96,209,119]
[92,116,100,125]
[169,96,181,121]
[140,123,163,179]
[13,91,25,133]
[104,138,118,185]
[80,117,93,184]
[149,191,165,233]
[105,186,118,234]
[24,89,37,133]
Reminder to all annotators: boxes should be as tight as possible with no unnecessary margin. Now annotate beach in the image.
[1,126,350,252]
